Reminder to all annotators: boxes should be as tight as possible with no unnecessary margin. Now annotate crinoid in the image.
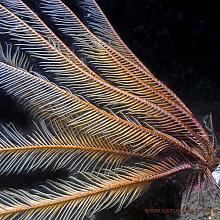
[0,0,219,219]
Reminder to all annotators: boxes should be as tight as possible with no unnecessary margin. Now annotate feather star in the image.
[0,0,219,219]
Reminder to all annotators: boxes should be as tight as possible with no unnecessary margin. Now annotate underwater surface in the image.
[0,0,219,219]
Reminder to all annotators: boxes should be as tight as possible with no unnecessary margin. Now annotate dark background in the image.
[0,0,219,219]
[96,0,220,129]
